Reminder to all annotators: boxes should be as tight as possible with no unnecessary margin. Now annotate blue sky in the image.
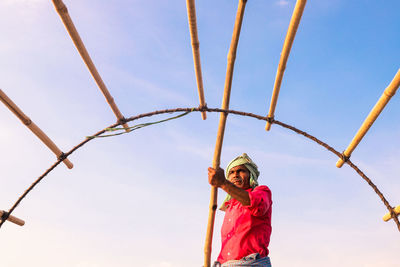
[0,0,399,266]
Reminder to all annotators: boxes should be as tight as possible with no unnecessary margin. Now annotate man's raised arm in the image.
[208,167,250,206]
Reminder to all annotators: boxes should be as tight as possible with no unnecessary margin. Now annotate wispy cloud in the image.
[224,145,331,167]
[0,0,47,16]
[276,0,290,7]
[108,67,192,105]
[2,0,46,5]
[166,128,213,160]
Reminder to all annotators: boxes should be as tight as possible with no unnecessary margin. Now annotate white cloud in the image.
[0,0,47,14]
[276,0,290,7]
[2,0,45,4]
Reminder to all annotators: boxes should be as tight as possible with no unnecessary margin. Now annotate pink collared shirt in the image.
[217,185,272,264]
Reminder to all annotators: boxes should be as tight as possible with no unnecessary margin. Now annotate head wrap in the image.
[220,153,260,210]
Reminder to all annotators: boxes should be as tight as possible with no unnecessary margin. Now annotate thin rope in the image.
[1,107,398,232]
[87,109,194,139]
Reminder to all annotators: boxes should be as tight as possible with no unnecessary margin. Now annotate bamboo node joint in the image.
[212,204,218,211]
[227,54,236,62]
[23,119,32,126]
[55,1,68,13]
[383,90,395,98]
[192,41,200,49]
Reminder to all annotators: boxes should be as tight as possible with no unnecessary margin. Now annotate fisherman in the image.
[208,153,272,267]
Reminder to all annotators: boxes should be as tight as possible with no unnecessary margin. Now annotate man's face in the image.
[228,164,250,189]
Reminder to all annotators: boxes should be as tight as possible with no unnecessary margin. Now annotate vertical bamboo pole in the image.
[265,0,307,131]
[336,69,400,168]
[0,89,73,169]
[51,0,129,131]
[204,1,247,266]
[0,210,25,226]
[186,0,207,120]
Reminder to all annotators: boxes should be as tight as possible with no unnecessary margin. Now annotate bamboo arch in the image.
[1,107,399,233]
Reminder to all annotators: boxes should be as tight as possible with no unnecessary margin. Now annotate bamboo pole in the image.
[265,0,307,131]
[0,90,73,169]
[204,1,247,266]
[51,0,129,131]
[383,205,400,222]
[336,69,400,168]
[186,0,207,120]
[0,210,25,226]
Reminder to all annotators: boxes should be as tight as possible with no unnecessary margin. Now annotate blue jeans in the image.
[213,253,272,267]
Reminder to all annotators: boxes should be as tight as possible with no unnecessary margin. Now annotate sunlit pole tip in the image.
[265,122,272,131]
[336,152,349,168]
[59,152,74,169]
[336,159,345,168]
[383,205,400,222]
[0,210,25,226]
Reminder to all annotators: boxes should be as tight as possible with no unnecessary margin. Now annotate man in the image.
[208,153,272,267]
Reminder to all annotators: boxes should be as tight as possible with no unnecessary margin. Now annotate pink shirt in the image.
[217,185,272,264]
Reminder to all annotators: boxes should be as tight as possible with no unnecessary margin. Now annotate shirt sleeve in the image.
[244,186,272,217]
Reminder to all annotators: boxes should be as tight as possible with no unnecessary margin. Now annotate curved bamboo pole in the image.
[186,0,207,120]
[0,210,25,226]
[204,1,247,266]
[0,89,73,169]
[265,0,307,131]
[51,0,129,131]
[336,69,400,168]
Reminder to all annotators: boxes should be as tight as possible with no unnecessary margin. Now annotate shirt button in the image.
[227,252,230,256]
[228,219,231,222]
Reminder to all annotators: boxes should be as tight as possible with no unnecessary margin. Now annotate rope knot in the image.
[390,207,398,219]
[1,211,9,222]
[340,152,350,162]
[266,116,274,124]
[58,152,67,162]
[118,117,128,125]
[198,103,208,111]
